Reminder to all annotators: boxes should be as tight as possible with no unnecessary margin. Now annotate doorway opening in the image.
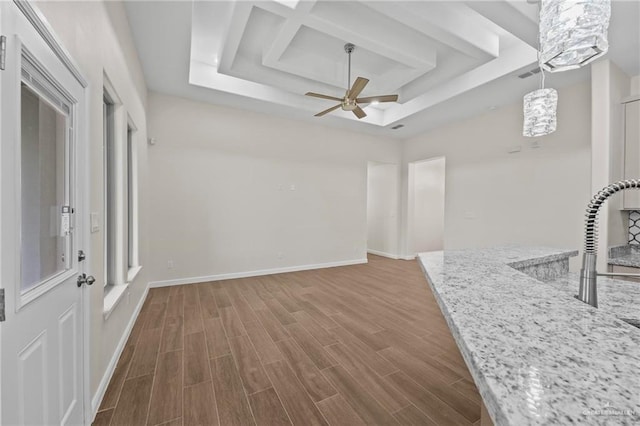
[408,157,446,255]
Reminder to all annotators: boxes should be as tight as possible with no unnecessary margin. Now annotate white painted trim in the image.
[13,0,87,87]
[622,94,640,104]
[102,284,130,320]
[366,250,415,261]
[149,258,368,288]
[126,265,143,284]
[367,249,400,260]
[91,283,149,420]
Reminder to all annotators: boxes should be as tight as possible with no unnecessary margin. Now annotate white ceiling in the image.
[124,1,640,139]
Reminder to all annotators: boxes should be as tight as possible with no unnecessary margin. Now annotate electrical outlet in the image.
[289,184,296,191]
[167,260,174,269]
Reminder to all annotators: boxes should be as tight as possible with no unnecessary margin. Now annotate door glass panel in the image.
[20,83,70,293]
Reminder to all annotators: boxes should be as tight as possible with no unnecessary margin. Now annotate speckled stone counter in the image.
[418,246,640,426]
[608,245,640,268]
[548,273,640,324]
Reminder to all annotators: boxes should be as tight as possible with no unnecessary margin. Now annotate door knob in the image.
[77,273,96,287]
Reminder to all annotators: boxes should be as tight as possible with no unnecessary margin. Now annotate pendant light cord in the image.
[537,1,545,90]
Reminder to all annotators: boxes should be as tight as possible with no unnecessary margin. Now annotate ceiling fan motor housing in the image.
[342,96,357,111]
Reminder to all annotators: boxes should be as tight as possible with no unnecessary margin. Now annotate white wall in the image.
[35,0,150,411]
[632,75,640,96]
[147,92,400,283]
[411,158,445,253]
[366,162,400,257]
[591,60,631,269]
[400,82,592,269]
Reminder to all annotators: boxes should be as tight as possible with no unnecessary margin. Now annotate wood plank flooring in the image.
[95,255,481,426]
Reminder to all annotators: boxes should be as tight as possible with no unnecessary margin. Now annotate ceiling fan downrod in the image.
[345,43,355,91]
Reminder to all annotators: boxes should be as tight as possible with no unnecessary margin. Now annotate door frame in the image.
[2,1,91,424]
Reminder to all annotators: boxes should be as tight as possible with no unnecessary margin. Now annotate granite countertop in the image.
[608,245,640,268]
[548,273,640,324]
[418,246,640,426]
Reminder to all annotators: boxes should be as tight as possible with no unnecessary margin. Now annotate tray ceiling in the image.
[189,0,537,127]
[125,1,640,138]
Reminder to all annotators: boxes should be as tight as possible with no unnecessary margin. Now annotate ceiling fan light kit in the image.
[305,43,398,119]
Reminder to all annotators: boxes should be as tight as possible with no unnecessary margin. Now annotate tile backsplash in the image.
[629,211,640,245]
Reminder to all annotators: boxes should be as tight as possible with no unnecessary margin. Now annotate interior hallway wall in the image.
[147,92,401,284]
[632,75,640,95]
[411,158,445,253]
[366,162,400,257]
[400,82,592,270]
[35,0,150,410]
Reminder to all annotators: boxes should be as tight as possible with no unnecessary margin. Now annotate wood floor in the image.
[94,255,482,426]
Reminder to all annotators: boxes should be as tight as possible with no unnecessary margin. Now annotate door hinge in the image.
[0,35,6,71]
[0,288,5,322]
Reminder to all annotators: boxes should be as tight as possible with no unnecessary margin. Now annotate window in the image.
[125,121,139,275]
[102,75,142,317]
[103,92,116,287]
[20,62,74,297]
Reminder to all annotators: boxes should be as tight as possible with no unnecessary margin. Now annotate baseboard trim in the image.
[91,284,149,420]
[367,249,400,259]
[367,249,415,261]
[148,258,368,288]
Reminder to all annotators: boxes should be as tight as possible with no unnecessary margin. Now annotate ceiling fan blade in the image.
[305,92,343,102]
[315,104,341,117]
[348,77,369,99]
[356,94,398,104]
[353,106,367,119]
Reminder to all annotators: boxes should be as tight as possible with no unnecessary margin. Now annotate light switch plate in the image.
[90,212,100,233]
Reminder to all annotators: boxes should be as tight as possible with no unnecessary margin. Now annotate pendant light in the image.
[539,0,611,72]
[523,1,558,137]
[523,86,558,137]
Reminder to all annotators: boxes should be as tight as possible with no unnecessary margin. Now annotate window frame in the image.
[17,48,77,309]
[125,117,140,282]
[103,73,134,318]
[103,90,116,288]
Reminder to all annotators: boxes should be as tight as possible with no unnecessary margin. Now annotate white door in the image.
[0,2,89,425]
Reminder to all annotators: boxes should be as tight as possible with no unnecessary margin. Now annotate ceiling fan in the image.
[305,43,398,119]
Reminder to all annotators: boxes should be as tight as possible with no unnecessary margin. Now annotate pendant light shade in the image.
[539,0,611,72]
[523,88,558,137]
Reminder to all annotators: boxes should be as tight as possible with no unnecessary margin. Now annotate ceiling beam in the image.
[365,1,500,60]
[262,0,317,65]
[218,2,254,74]
[464,1,539,49]
[382,41,537,125]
